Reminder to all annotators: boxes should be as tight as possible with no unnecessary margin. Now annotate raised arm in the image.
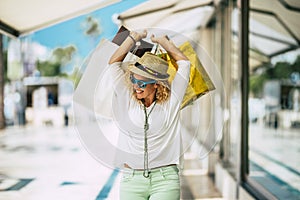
[108,30,147,64]
[150,34,188,61]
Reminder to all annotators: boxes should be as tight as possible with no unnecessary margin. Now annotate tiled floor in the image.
[181,157,222,200]
[0,125,222,200]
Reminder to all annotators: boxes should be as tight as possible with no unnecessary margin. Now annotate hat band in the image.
[134,62,169,79]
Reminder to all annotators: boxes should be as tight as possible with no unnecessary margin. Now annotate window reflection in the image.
[249,51,300,198]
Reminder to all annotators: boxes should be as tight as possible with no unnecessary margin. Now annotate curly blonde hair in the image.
[124,70,170,104]
[154,81,170,103]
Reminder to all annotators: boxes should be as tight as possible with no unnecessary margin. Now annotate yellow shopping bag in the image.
[158,41,215,109]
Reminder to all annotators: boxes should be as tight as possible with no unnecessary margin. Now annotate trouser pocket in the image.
[121,169,134,182]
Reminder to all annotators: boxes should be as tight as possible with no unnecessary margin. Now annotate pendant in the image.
[143,170,150,178]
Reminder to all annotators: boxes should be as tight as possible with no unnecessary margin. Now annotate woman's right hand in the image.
[130,30,147,42]
[109,29,147,64]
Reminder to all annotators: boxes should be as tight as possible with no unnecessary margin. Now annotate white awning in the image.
[116,0,214,33]
[249,0,300,57]
[0,0,120,37]
[115,0,300,69]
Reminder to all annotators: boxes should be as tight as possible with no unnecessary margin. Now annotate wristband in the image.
[128,34,137,44]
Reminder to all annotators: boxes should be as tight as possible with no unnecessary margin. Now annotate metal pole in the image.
[237,0,249,199]
[0,34,5,129]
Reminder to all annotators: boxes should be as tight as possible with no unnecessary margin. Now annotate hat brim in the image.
[128,64,170,81]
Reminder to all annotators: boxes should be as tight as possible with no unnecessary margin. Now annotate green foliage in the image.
[250,73,268,97]
[36,45,76,77]
[291,55,300,72]
[272,61,293,79]
[250,55,300,97]
[36,60,60,76]
[83,16,101,38]
[52,46,76,64]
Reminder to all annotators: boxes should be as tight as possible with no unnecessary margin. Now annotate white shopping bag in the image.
[73,39,121,168]
[73,38,139,168]
[73,39,118,119]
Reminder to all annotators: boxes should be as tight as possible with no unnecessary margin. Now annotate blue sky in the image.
[28,0,146,59]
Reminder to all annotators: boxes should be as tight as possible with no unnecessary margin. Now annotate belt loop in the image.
[160,168,165,179]
[123,167,134,179]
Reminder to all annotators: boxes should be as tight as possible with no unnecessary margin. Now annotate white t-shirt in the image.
[109,60,190,169]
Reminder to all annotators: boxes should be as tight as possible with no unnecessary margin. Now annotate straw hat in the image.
[128,52,170,80]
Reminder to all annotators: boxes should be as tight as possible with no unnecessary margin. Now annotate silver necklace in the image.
[143,101,157,178]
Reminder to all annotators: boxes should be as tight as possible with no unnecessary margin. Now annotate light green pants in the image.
[120,165,180,200]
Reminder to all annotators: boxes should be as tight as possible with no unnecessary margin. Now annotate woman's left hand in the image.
[130,30,147,42]
[151,34,188,61]
[150,34,169,44]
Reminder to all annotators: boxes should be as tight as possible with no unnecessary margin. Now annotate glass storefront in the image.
[215,0,300,199]
[247,0,300,198]
[248,50,300,198]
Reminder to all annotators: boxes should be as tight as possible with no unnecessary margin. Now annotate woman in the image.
[108,29,190,200]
